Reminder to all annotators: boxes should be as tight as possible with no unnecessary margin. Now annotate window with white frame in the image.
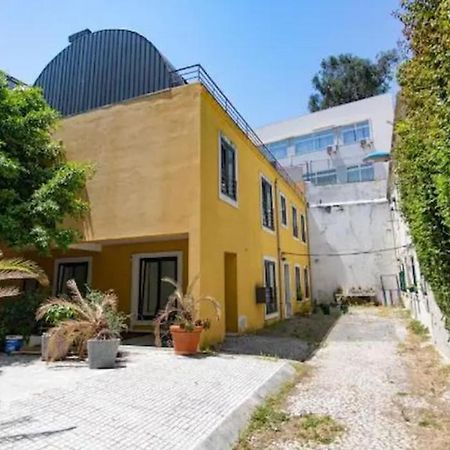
[300,214,307,243]
[267,140,289,160]
[280,193,288,227]
[220,134,237,203]
[292,205,299,238]
[295,265,302,301]
[54,258,91,296]
[304,266,310,298]
[294,129,335,155]
[261,176,275,230]
[341,120,370,145]
[264,259,278,315]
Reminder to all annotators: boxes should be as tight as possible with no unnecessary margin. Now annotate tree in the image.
[394,0,450,326]
[308,51,398,112]
[0,250,48,298]
[0,72,92,253]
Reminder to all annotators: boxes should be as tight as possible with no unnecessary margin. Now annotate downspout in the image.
[274,178,284,320]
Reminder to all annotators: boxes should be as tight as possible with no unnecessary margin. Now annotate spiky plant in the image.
[154,276,221,347]
[0,250,48,298]
[36,279,127,361]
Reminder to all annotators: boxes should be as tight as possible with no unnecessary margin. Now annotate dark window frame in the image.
[55,260,90,296]
[264,259,278,315]
[292,205,299,238]
[300,214,307,243]
[304,266,310,298]
[220,134,238,203]
[261,176,275,231]
[280,193,288,227]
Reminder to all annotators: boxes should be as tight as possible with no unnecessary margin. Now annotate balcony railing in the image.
[169,64,301,194]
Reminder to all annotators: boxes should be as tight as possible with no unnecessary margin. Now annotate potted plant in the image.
[36,280,127,368]
[154,276,220,355]
[38,304,75,361]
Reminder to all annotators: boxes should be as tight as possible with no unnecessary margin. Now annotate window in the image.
[305,169,337,186]
[267,140,289,160]
[280,193,288,227]
[410,256,417,286]
[295,265,302,301]
[292,206,299,238]
[346,163,375,183]
[360,163,375,182]
[341,120,370,145]
[294,129,335,155]
[54,258,91,296]
[304,266,310,298]
[300,214,307,243]
[133,253,181,321]
[261,176,275,230]
[220,134,237,204]
[264,259,278,315]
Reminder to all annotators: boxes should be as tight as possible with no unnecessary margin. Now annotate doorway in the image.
[224,252,238,333]
[283,263,292,318]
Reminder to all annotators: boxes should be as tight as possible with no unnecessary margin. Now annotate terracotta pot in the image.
[169,325,203,355]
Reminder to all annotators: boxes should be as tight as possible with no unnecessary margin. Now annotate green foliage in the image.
[408,319,429,338]
[0,290,46,344]
[0,72,92,253]
[394,1,450,328]
[308,51,398,112]
[41,304,76,326]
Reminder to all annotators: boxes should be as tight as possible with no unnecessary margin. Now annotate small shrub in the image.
[408,319,429,337]
[0,290,46,345]
[295,413,344,444]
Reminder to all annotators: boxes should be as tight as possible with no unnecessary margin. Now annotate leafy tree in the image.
[394,0,450,325]
[0,72,92,253]
[308,51,398,112]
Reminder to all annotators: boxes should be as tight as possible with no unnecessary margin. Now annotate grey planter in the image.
[87,338,120,369]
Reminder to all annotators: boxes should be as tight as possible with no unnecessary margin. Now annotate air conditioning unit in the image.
[360,139,373,149]
[326,145,334,155]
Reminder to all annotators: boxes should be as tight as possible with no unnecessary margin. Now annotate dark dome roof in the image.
[34,29,183,116]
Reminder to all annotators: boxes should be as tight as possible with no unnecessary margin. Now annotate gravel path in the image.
[282,308,415,450]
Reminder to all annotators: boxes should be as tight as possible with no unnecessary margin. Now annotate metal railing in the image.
[169,64,301,193]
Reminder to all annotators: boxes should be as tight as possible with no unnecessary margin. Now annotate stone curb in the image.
[194,361,296,450]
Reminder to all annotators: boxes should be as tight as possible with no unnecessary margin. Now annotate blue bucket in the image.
[4,335,23,354]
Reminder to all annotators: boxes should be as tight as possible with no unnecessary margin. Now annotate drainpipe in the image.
[274,178,285,320]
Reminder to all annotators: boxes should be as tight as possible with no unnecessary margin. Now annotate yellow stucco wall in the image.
[25,239,189,323]
[198,88,310,344]
[7,83,310,345]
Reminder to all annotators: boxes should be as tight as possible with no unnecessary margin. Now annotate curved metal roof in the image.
[34,29,183,116]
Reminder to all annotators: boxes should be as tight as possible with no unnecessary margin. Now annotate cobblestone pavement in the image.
[280,308,415,450]
[0,347,293,449]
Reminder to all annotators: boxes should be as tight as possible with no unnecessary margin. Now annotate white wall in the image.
[389,185,450,359]
[257,93,394,171]
[308,182,397,303]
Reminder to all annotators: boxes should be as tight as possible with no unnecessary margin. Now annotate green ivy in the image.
[394,1,450,326]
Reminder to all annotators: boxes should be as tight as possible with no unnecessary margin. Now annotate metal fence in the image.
[169,64,301,193]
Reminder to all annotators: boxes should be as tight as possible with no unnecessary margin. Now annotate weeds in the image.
[407,319,429,338]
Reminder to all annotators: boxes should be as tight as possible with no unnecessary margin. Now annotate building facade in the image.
[11,30,310,344]
[257,95,398,303]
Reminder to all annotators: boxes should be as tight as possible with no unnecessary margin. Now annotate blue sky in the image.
[1,0,401,126]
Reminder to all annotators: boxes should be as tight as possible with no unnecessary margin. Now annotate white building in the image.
[257,94,398,303]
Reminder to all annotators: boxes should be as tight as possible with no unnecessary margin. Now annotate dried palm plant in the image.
[36,279,127,360]
[154,276,221,347]
[0,250,48,299]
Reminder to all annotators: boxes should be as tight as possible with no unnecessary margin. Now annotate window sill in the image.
[219,192,238,209]
[262,225,276,235]
[265,311,279,320]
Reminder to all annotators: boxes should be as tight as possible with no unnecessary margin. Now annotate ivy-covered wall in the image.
[394,0,450,327]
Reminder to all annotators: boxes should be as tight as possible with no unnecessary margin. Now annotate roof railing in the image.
[169,64,301,193]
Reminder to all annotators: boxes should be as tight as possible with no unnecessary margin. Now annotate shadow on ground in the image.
[221,309,342,361]
[0,415,76,443]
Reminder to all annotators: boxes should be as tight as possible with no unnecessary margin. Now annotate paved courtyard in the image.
[0,347,294,449]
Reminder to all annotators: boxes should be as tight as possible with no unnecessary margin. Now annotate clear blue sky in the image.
[0,0,401,127]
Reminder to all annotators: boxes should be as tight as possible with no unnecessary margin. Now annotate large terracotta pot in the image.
[169,325,203,355]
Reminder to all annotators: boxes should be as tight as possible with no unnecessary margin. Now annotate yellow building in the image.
[27,66,310,344]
